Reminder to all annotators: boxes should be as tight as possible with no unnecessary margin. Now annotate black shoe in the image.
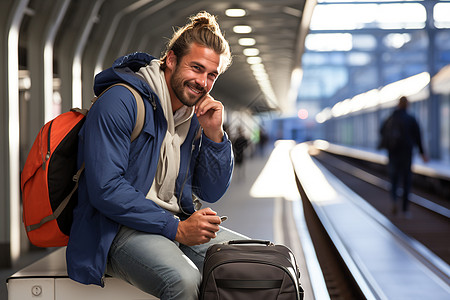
[391,203,398,215]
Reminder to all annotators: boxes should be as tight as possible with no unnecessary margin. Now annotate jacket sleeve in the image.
[81,86,178,240]
[192,132,234,203]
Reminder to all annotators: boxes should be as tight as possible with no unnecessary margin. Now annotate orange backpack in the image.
[21,83,145,247]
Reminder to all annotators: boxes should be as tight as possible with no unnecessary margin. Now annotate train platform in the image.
[4,140,449,299]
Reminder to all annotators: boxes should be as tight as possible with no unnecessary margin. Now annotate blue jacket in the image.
[66,52,233,286]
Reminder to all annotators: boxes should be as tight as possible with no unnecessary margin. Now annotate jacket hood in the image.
[94,52,156,100]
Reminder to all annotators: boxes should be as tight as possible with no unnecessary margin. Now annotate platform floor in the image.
[210,150,276,241]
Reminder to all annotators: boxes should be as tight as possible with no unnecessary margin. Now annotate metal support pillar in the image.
[55,0,104,113]
[424,0,440,159]
[82,1,151,107]
[1,0,30,267]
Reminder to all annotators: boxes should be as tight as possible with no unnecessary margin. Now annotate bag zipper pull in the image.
[42,120,54,170]
[42,151,50,170]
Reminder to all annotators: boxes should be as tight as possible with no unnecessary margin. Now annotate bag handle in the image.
[226,240,274,246]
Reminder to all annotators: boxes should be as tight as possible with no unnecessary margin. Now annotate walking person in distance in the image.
[379,96,429,217]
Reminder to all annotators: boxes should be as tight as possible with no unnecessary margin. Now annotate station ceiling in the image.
[19,0,314,115]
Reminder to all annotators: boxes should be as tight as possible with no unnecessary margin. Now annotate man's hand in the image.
[195,94,224,143]
[175,208,222,246]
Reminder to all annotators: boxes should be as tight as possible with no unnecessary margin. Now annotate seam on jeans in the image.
[114,245,177,299]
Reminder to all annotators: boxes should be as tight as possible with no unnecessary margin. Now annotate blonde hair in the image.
[160,11,232,74]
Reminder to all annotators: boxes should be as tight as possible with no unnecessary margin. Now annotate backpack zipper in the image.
[42,121,53,170]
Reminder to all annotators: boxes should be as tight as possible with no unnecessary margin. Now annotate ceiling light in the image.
[225,8,246,17]
[233,25,252,34]
[243,48,259,56]
[250,63,265,72]
[239,38,256,46]
[247,57,262,64]
[254,73,269,81]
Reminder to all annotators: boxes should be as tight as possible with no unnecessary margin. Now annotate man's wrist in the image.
[203,128,224,143]
[175,220,184,243]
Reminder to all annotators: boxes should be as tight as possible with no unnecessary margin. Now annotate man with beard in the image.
[66,11,246,299]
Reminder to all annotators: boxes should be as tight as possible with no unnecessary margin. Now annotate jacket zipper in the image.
[177,125,202,216]
[149,93,157,110]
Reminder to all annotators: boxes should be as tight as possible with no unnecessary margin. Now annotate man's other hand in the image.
[175,208,222,246]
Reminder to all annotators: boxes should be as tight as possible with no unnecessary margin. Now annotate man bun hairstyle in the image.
[160,11,232,74]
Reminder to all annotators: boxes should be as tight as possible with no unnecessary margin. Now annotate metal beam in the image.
[5,0,30,266]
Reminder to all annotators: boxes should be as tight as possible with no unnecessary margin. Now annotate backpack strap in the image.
[25,165,85,232]
[121,84,145,142]
[87,83,145,141]
[104,83,144,141]
[70,83,145,137]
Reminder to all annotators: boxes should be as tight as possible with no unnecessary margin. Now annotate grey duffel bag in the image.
[200,240,304,300]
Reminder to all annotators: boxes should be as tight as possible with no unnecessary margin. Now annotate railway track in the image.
[295,179,366,299]
[312,149,450,265]
[291,143,450,299]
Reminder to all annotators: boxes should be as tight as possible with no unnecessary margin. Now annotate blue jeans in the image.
[106,225,248,300]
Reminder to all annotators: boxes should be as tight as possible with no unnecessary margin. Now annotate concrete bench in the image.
[7,247,158,300]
